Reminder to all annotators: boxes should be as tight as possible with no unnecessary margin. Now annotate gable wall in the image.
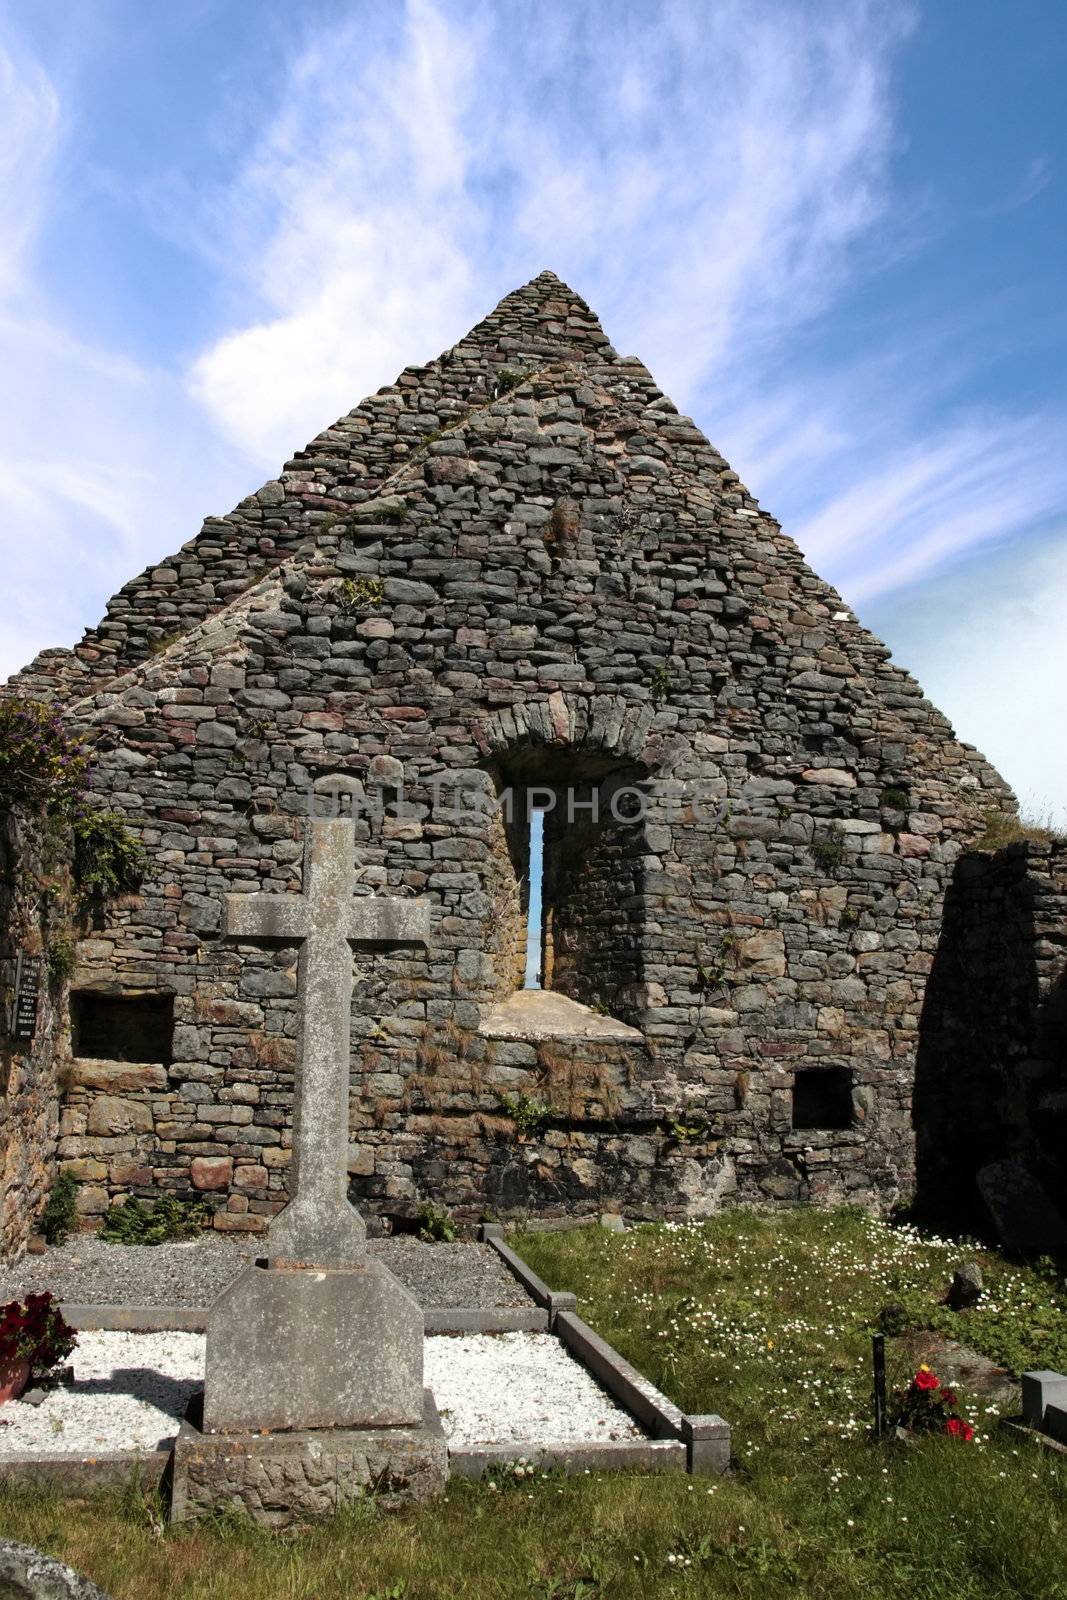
[46,347,1016,1232]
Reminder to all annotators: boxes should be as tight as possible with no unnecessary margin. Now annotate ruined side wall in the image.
[914,838,1067,1227]
[0,808,65,1261]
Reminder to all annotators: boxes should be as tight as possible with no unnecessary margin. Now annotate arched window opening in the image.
[484,748,649,1024]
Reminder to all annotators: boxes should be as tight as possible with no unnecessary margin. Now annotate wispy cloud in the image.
[795,414,1067,602]
[0,32,59,294]
[999,153,1053,214]
[0,305,247,675]
[188,0,913,465]
[0,29,251,676]
[866,532,1067,827]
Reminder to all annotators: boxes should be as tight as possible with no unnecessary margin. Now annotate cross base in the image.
[202,1260,424,1434]
[171,1390,447,1527]
[261,1192,368,1269]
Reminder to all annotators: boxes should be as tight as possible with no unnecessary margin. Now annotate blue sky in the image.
[1,0,1064,819]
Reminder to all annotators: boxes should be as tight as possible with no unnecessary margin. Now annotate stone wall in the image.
[5,277,618,709]
[3,273,1025,1233]
[914,838,1067,1229]
[0,807,65,1258]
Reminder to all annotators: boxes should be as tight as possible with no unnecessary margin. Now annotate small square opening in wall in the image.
[792,1067,854,1130]
[71,992,174,1064]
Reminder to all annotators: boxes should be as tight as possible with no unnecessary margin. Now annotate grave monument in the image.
[171,816,447,1523]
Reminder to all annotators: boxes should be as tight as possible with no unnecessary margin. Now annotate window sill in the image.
[478,989,643,1043]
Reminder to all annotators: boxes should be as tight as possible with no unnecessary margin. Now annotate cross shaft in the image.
[223,817,429,1266]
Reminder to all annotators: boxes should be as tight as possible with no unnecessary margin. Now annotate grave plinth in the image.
[203,1261,424,1433]
[172,1393,447,1528]
[172,819,446,1521]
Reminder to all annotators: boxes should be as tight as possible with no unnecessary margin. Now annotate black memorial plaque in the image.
[11,951,41,1041]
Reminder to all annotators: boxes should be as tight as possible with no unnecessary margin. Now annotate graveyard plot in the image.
[0,1331,202,1457]
[0,1329,647,1463]
[2,1209,1067,1600]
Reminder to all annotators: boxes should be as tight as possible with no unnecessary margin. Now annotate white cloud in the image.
[792,414,1067,603]
[0,307,254,679]
[189,0,486,464]
[187,0,913,467]
[0,34,59,294]
[0,25,259,681]
[865,535,1067,826]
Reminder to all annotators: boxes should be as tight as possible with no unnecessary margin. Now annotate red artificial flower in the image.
[941,1388,958,1407]
[913,1368,940,1392]
[945,1417,963,1436]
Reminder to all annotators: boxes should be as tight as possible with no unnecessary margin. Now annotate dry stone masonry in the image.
[2,271,1063,1249]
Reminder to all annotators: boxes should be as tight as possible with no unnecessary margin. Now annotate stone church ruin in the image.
[2,271,1064,1255]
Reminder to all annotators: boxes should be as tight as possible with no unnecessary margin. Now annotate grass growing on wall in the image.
[1,1209,1065,1600]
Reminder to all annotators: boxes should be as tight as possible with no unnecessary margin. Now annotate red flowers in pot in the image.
[0,1292,77,1404]
[892,1365,974,1442]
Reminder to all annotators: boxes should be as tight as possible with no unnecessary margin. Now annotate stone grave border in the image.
[998,1369,1067,1455]
[477,1227,729,1474]
[56,1302,551,1336]
[0,1235,730,1496]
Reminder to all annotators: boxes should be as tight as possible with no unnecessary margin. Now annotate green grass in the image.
[1,1208,1066,1599]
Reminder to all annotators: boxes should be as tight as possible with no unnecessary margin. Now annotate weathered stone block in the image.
[739,930,786,978]
[59,1158,108,1182]
[86,1097,154,1137]
[75,1185,110,1215]
[170,1391,447,1528]
[202,1259,423,1433]
[191,1156,233,1191]
[67,1061,167,1093]
[213,1211,267,1233]
[233,1163,268,1192]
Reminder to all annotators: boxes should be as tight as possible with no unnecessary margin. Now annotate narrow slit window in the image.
[524,807,546,989]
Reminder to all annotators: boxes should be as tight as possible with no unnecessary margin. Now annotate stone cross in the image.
[224,816,430,1268]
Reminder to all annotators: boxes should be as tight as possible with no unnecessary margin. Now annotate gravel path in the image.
[0,1235,532,1311]
[374,1238,531,1310]
[0,1238,250,1309]
[0,1331,642,1458]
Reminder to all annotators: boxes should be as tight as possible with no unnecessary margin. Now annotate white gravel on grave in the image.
[425,1332,643,1448]
[0,1331,204,1457]
[0,1330,643,1459]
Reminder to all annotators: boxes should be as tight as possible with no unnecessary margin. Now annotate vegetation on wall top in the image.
[72,810,145,917]
[0,698,91,814]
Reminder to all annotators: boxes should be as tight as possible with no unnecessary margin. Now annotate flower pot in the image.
[0,1355,31,1405]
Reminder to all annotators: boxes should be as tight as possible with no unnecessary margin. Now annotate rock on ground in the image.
[0,1538,111,1599]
